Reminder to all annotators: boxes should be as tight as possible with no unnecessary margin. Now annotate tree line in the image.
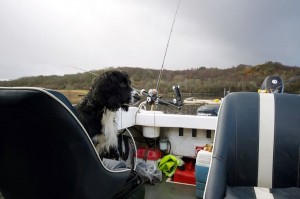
[1,61,300,98]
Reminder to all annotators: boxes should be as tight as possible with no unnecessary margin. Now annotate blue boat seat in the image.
[0,87,144,199]
[46,89,79,117]
[204,92,300,199]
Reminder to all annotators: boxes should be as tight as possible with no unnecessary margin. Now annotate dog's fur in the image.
[75,70,140,155]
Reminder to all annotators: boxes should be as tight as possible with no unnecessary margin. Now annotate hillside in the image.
[1,62,300,98]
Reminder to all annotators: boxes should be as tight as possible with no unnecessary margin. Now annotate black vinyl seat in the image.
[204,92,300,199]
[0,87,143,199]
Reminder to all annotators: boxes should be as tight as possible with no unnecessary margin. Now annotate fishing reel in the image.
[140,85,183,110]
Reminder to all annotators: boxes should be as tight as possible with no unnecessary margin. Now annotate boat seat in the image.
[46,89,79,117]
[0,87,144,199]
[204,92,300,199]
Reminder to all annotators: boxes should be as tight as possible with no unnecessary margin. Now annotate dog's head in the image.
[88,70,140,112]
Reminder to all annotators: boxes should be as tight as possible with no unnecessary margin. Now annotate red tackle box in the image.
[173,158,196,185]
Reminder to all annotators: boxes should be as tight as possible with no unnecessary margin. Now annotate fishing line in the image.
[268,75,300,91]
[156,0,181,93]
[239,65,300,92]
[65,65,99,76]
[282,75,300,86]
[66,65,144,95]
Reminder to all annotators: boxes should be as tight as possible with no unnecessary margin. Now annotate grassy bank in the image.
[57,90,88,104]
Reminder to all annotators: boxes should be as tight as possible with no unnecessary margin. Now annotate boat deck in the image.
[0,177,198,199]
[145,176,197,199]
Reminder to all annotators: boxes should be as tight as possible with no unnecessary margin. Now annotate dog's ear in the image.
[103,71,127,111]
[90,74,108,105]
[87,70,132,111]
[89,71,121,111]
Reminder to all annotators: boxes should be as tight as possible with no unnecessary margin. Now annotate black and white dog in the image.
[76,70,140,156]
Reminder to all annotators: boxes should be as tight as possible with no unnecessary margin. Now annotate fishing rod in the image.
[156,0,181,94]
[138,0,183,111]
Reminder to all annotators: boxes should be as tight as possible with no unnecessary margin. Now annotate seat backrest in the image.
[46,89,79,117]
[0,87,131,199]
[205,92,300,198]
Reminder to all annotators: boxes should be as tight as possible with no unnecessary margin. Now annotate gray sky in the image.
[1,0,300,80]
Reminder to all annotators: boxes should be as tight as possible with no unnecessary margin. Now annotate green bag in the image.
[158,155,182,177]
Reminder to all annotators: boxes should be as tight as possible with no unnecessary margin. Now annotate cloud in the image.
[0,0,299,80]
